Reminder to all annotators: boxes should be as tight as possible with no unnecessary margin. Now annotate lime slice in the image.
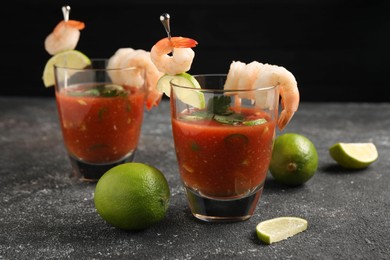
[256,217,308,245]
[156,72,205,108]
[329,142,378,169]
[42,50,91,87]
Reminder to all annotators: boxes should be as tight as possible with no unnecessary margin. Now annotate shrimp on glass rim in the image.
[224,61,299,131]
[150,37,198,75]
[44,6,85,55]
[107,48,164,110]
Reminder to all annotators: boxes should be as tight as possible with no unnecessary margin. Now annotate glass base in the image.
[68,151,136,182]
[184,184,264,222]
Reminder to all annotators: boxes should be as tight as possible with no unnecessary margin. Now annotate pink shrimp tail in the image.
[155,37,198,49]
[170,37,198,48]
[65,20,85,30]
[53,20,85,36]
[278,110,295,131]
[278,86,300,130]
[145,90,163,110]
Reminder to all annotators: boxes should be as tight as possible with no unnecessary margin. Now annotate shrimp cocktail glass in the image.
[150,14,298,222]
[54,59,146,181]
[44,6,163,181]
[170,74,279,222]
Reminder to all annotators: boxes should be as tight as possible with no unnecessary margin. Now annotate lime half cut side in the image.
[156,72,205,109]
[329,142,378,169]
[256,217,308,245]
[42,50,91,87]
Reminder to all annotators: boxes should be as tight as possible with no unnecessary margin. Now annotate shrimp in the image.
[44,20,85,55]
[224,61,299,131]
[150,37,198,75]
[107,48,164,110]
[44,6,85,55]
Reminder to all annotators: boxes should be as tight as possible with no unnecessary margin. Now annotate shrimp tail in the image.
[277,81,300,130]
[65,20,85,30]
[170,37,198,48]
[52,20,85,36]
[278,110,295,131]
[145,89,163,110]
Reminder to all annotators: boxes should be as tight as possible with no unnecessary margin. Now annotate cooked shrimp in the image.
[150,37,198,75]
[224,61,299,131]
[107,48,164,110]
[44,20,85,55]
[224,61,247,90]
[107,48,137,86]
[44,6,85,55]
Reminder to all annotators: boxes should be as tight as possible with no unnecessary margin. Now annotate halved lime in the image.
[329,142,378,169]
[42,50,91,87]
[156,72,205,108]
[256,217,308,245]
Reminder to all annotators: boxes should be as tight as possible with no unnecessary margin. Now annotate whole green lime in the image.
[94,162,170,230]
[269,133,318,186]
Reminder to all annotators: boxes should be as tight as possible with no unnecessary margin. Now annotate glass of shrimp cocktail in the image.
[170,74,279,222]
[44,6,162,181]
[54,59,147,181]
[153,14,299,222]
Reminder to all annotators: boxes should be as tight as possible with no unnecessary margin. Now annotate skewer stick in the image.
[160,13,172,41]
[62,5,71,22]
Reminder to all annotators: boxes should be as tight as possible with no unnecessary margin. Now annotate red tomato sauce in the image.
[172,109,276,198]
[55,85,145,163]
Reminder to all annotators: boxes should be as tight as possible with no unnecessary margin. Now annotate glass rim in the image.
[53,58,138,72]
[170,73,278,93]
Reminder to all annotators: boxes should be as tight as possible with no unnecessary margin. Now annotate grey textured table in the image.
[1,97,389,259]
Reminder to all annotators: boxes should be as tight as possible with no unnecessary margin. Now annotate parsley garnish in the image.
[180,95,267,126]
[98,85,127,97]
[69,84,127,97]
[207,96,233,115]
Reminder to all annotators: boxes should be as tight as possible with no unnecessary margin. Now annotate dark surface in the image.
[2,1,390,101]
[1,97,389,259]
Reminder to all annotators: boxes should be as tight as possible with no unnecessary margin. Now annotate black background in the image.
[2,0,389,102]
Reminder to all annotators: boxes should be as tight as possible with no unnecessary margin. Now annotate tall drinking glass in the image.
[170,74,279,222]
[54,59,146,181]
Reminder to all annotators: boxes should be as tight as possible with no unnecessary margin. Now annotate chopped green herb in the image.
[125,101,132,112]
[190,141,200,151]
[98,84,127,97]
[98,107,108,121]
[180,110,211,121]
[207,96,233,115]
[69,89,100,97]
[180,95,268,126]
[213,114,244,125]
[88,143,108,151]
[68,84,127,97]
[243,118,267,126]
[224,134,249,147]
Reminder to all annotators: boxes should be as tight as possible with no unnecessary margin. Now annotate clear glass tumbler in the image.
[170,74,279,221]
[54,59,146,181]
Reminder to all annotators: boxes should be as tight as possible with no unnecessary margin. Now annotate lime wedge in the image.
[329,142,378,169]
[256,217,308,245]
[42,50,91,87]
[156,72,205,108]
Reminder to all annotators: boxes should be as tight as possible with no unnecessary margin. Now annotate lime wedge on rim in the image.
[329,142,378,169]
[256,217,308,245]
[156,72,205,109]
[42,50,91,87]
